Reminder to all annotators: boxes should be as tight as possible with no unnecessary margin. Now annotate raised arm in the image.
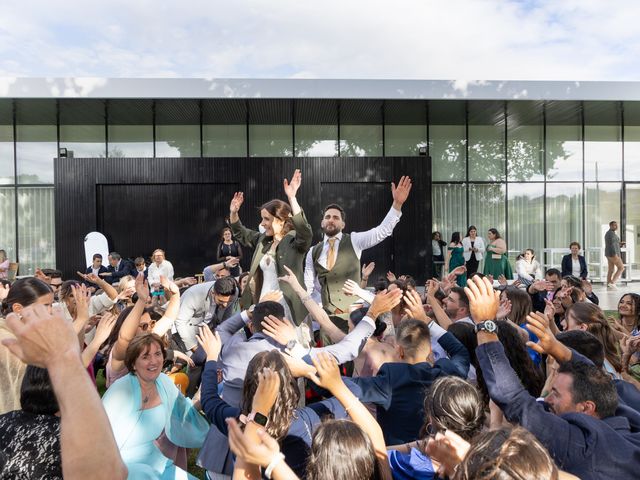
[112,276,149,364]
[2,306,127,479]
[425,280,453,329]
[151,276,181,337]
[229,192,262,248]
[82,313,117,368]
[77,271,118,302]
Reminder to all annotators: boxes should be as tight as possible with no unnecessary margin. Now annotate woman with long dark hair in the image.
[462,226,485,276]
[483,228,513,279]
[217,227,243,277]
[229,169,313,325]
[445,232,466,288]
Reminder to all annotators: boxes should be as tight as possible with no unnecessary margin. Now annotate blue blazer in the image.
[561,254,588,279]
[352,332,470,445]
[477,341,640,480]
[105,260,135,284]
[83,265,109,287]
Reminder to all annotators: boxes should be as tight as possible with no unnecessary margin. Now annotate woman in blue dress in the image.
[445,232,467,287]
[102,333,209,479]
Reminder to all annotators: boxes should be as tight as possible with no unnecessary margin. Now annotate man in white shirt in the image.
[147,249,174,286]
[304,176,412,329]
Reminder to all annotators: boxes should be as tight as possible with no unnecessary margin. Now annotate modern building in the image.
[1,78,640,281]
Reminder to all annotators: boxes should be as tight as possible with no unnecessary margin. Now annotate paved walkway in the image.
[592,282,640,311]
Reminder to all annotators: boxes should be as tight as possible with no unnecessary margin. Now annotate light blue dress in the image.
[103,373,209,479]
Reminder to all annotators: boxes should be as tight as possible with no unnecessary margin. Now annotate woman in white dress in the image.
[462,225,485,276]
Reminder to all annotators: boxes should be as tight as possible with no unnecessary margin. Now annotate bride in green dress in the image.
[483,228,513,279]
[445,231,467,287]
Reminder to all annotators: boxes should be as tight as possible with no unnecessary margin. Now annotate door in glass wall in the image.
[625,184,640,279]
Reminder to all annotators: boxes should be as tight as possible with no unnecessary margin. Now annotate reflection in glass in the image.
[507,183,544,259]
[430,125,466,181]
[585,126,622,181]
[155,125,200,157]
[203,125,246,157]
[468,125,505,181]
[546,183,583,248]
[17,186,55,274]
[16,125,57,184]
[625,184,640,275]
[59,125,106,158]
[385,125,426,157]
[0,125,14,184]
[249,125,292,157]
[108,125,153,157]
[625,126,640,180]
[585,183,621,274]
[0,187,16,260]
[340,125,383,157]
[295,125,338,157]
[546,125,582,181]
[432,184,467,244]
[469,184,506,244]
[507,125,544,181]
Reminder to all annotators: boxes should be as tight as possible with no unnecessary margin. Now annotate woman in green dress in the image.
[483,228,513,280]
[445,231,467,287]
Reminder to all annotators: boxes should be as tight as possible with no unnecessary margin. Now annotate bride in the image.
[228,169,313,325]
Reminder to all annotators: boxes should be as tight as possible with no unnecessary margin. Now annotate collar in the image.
[323,232,344,243]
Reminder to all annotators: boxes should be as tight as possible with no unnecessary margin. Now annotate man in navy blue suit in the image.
[351,289,470,445]
[99,251,135,285]
[83,253,109,291]
[468,275,640,480]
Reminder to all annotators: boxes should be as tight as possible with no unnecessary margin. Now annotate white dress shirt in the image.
[147,259,174,285]
[304,206,402,299]
[461,236,486,261]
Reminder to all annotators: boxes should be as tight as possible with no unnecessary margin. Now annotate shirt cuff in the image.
[428,320,447,342]
[241,310,250,324]
[361,315,376,329]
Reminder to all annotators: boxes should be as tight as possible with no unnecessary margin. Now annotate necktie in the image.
[326,238,337,270]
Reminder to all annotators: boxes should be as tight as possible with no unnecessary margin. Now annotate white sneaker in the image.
[607,283,618,289]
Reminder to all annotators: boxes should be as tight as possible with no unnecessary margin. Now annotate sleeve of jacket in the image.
[560,255,571,278]
[351,366,394,409]
[217,310,248,346]
[174,290,200,351]
[435,331,470,378]
[310,317,374,364]
[477,341,589,467]
[291,210,313,253]
[201,360,239,435]
[230,219,261,249]
[580,256,588,279]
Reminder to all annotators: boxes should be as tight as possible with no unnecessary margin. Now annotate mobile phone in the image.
[152,286,165,297]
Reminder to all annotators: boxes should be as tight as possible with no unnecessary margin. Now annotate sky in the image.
[0,0,638,81]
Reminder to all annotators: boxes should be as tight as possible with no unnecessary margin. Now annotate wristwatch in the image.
[474,320,497,334]
[246,411,268,427]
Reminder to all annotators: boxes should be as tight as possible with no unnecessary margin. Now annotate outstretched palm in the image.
[391,175,412,207]
[229,192,244,213]
[283,169,302,198]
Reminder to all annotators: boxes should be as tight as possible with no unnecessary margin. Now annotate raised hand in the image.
[229,192,244,214]
[277,265,302,290]
[259,290,283,303]
[92,313,117,346]
[425,279,440,298]
[159,275,179,296]
[261,315,297,346]
[252,367,281,415]
[386,271,397,282]
[362,262,375,279]
[391,175,412,209]
[342,279,359,296]
[196,326,222,361]
[581,279,593,296]
[225,257,240,268]
[2,304,80,368]
[0,282,9,301]
[496,295,512,320]
[134,273,150,303]
[172,350,195,368]
[464,275,500,323]
[283,169,302,199]
[71,283,91,327]
[280,352,317,379]
[368,288,403,319]
[227,417,282,469]
[425,430,471,478]
[403,289,428,322]
[497,274,507,286]
[525,311,571,362]
[309,351,344,393]
[544,298,556,320]
[35,268,52,284]
[449,265,467,279]
[77,271,101,284]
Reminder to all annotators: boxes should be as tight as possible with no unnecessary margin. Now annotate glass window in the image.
[469,184,506,246]
[203,125,247,157]
[59,125,106,158]
[249,125,292,157]
[340,125,383,157]
[624,125,640,180]
[507,183,544,260]
[432,184,467,244]
[625,184,640,277]
[546,183,583,249]
[17,186,55,274]
[16,125,57,184]
[585,181,621,251]
[584,126,622,181]
[0,187,16,261]
[107,125,153,157]
[385,125,426,157]
[546,125,582,181]
[468,125,505,181]
[0,125,14,185]
[155,125,200,157]
[430,125,466,181]
[507,125,544,181]
[295,125,338,157]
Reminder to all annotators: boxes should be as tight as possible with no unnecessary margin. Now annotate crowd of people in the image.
[1,169,640,479]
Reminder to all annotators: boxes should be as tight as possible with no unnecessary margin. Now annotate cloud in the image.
[0,0,638,80]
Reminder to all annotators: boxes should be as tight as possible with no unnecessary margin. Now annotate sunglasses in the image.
[139,320,157,331]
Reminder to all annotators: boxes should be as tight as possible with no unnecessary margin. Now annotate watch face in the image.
[253,412,268,426]
[484,320,497,332]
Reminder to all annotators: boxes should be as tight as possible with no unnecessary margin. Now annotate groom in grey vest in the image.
[304,176,413,330]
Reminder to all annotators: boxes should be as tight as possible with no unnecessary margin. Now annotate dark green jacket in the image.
[230,211,312,325]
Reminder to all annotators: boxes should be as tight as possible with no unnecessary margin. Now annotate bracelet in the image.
[265,452,285,479]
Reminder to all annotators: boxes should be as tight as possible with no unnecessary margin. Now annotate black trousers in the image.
[466,253,479,276]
